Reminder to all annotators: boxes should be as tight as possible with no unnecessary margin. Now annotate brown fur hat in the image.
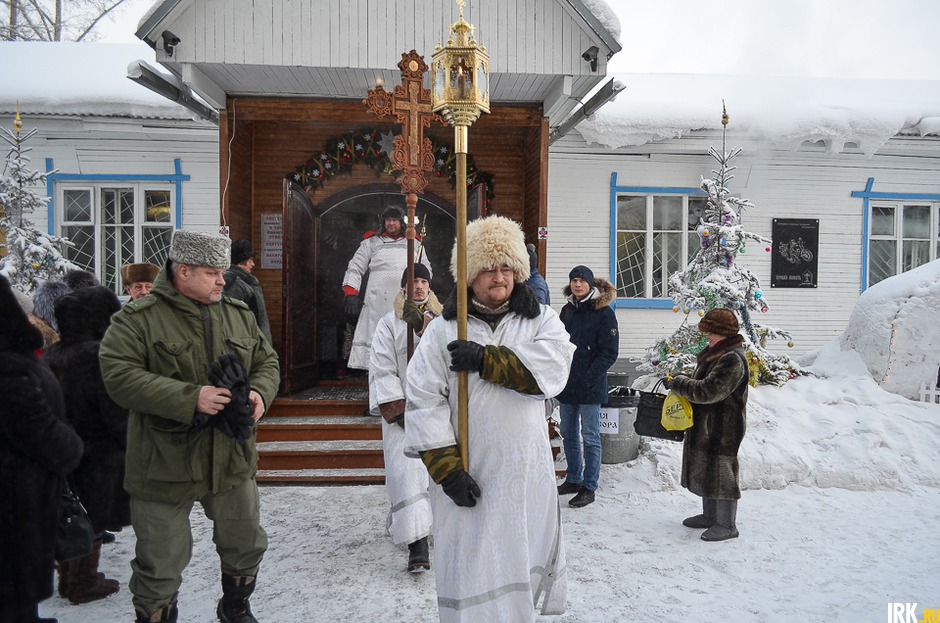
[120,262,160,285]
[452,216,530,284]
[698,308,740,337]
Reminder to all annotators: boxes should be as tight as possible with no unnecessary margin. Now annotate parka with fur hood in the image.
[556,278,619,405]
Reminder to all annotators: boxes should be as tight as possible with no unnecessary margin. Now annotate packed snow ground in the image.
[42,265,940,622]
[42,357,940,623]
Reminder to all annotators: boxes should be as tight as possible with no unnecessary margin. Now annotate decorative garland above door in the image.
[286,127,495,207]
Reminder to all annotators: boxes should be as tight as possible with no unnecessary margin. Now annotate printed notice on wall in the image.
[261,213,283,269]
[599,408,619,435]
[771,218,819,288]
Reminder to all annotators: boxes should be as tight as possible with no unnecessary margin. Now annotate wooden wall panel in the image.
[226,98,544,353]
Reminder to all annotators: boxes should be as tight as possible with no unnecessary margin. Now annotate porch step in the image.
[256,468,385,485]
[257,440,384,471]
[256,415,381,442]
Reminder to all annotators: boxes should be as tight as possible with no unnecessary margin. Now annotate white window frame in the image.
[867,201,939,288]
[614,192,706,302]
[56,183,176,296]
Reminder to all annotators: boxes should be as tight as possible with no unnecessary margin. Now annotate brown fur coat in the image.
[669,334,749,500]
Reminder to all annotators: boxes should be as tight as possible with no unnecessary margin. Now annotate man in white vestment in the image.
[343,206,432,370]
[369,264,441,572]
[404,216,575,623]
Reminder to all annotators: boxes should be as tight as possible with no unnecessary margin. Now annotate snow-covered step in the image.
[257,440,384,471]
[257,415,381,442]
[256,468,385,485]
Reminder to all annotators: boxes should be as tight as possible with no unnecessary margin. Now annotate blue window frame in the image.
[609,172,707,309]
[852,177,940,290]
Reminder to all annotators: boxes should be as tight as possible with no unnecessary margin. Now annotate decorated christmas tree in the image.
[1,110,75,294]
[637,105,800,386]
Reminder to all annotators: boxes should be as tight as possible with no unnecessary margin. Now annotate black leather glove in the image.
[401,299,424,333]
[208,353,254,443]
[344,295,362,323]
[661,376,673,390]
[447,340,485,373]
[441,470,482,507]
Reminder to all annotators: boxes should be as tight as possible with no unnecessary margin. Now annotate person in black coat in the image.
[44,286,127,604]
[0,275,84,623]
[555,265,619,508]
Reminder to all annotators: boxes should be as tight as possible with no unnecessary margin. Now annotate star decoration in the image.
[377,131,397,156]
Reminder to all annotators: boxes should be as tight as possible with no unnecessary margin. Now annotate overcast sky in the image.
[101,0,940,81]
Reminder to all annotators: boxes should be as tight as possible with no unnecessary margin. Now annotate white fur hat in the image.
[452,216,531,284]
[169,230,231,269]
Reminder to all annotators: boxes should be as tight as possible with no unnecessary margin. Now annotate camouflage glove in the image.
[447,339,485,373]
[401,300,424,333]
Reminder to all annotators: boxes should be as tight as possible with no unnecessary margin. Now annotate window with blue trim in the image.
[615,193,707,298]
[868,201,939,287]
[58,184,175,295]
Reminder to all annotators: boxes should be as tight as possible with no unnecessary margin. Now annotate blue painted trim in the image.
[46,158,55,235]
[44,159,191,233]
[853,177,940,292]
[614,299,676,310]
[609,173,707,304]
[174,159,184,228]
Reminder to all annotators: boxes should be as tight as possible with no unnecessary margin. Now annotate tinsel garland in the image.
[287,128,495,205]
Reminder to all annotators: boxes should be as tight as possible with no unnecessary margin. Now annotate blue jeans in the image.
[559,403,601,492]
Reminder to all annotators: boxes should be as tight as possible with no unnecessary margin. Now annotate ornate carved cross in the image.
[363,50,442,195]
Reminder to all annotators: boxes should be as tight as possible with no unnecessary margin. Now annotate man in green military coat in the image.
[100,230,280,623]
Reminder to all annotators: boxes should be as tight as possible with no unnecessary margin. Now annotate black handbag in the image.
[634,381,685,442]
[55,475,95,562]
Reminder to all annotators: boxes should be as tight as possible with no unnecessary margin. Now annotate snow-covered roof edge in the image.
[576,73,940,155]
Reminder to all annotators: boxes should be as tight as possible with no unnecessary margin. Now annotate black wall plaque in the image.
[771,218,819,288]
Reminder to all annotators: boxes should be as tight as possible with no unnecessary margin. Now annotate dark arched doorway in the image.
[282,182,458,392]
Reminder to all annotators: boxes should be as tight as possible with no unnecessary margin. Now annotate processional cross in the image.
[363,50,444,355]
[363,50,442,196]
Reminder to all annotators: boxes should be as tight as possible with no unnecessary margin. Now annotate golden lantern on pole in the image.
[431,0,490,470]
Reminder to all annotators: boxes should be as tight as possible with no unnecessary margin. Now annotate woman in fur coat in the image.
[0,275,84,623]
[44,285,127,604]
[666,308,750,542]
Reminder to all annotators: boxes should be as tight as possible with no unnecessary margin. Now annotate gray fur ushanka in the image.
[669,334,749,500]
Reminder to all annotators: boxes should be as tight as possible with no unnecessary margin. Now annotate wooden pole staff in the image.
[455,126,469,470]
[406,193,417,359]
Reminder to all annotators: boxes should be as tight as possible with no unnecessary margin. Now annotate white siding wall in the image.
[0,114,219,234]
[163,0,608,75]
[548,131,940,365]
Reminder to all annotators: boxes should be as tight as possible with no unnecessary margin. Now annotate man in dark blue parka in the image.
[555,265,619,508]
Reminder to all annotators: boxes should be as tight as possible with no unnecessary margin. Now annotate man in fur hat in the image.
[368,264,441,574]
[121,262,160,300]
[223,240,272,344]
[404,215,575,623]
[555,265,619,509]
[342,206,432,370]
[663,307,749,542]
[99,230,280,623]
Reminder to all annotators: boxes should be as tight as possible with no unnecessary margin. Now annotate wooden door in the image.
[281,179,318,394]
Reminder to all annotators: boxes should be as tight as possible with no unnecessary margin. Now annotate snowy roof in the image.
[577,73,940,155]
[0,41,205,121]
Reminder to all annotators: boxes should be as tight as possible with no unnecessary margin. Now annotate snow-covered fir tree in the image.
[637,105,800,386]
[1,111,75,293]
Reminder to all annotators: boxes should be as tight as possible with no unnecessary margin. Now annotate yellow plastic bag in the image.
[661,392,694,431]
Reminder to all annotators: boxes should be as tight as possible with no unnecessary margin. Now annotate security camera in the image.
[162,30,181,57]
[581,45,599,72]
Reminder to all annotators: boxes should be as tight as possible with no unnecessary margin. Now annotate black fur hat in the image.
[54,285,121,345]
[32,278,71,333]
[63,269,100,290]
[231,239,254,265]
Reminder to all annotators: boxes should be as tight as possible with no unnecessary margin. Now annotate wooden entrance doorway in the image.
[282,182,457,395]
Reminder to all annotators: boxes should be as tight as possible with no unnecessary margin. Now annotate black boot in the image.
[701,499,739,541]
[407,537,430,573]
[682,498,717,529]
[135,601,178,623]
[217,574,258,623]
